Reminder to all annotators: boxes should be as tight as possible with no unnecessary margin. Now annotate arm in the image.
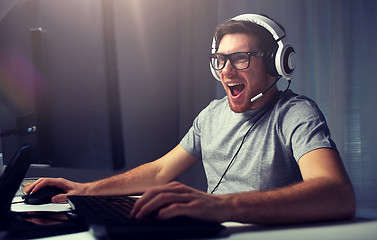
[85,144,199,195]
[131,148,355,224]
[221,148,355,224]
[26,144,199,202]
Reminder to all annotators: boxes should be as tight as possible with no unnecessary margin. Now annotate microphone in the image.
[250,93,264,103]
[250,77,281,103]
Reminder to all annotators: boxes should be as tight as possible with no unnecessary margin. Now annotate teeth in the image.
[227,82,243,87]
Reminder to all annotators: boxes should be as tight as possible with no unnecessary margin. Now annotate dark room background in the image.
[0,0,376,219]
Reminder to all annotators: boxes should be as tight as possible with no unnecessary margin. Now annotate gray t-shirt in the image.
[180,90,337,194]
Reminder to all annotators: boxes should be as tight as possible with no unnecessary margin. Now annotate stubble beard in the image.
[228,96,252,113]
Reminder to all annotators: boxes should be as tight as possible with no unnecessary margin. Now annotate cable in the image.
[210,79,291,194]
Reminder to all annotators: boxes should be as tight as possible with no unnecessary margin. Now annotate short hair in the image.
[213,15,285,54]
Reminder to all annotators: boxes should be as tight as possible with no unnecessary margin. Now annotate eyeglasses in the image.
[209,51,264,71]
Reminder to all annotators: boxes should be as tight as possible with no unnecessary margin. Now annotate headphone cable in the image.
[210,79,291,194]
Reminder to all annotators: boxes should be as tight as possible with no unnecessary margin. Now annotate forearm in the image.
[130,150,355,224]
[83,145,198,196]
[83,161,167,196]
[221,177,355,224]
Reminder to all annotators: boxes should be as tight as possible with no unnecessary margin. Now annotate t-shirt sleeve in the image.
[179,112,204,159]
[179,98,225,159]
[281,98,338,161]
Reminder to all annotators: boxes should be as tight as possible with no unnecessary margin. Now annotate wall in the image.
[0,0,218,190]
[112,0,218,190]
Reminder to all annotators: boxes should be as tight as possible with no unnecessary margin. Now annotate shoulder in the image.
[205,96,229,111]
[197,96,230,119]
[275,90,325,121]
[272,90,337,159]
[272,90,330,139]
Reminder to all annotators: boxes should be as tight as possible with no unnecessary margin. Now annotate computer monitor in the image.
[0,0,125,170]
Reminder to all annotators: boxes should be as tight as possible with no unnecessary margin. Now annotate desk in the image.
[11,197,377,240]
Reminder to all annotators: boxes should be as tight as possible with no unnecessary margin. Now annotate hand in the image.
[130,181,228,222]
[25,177,87,203]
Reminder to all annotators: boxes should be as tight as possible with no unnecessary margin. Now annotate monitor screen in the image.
[0,0,125,170]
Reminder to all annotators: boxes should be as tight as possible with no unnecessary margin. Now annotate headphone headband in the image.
[232,14,285,41]
[210,14,296,81]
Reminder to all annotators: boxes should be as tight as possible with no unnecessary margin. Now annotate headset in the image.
[210,13,296,82]
[209,14,296,193]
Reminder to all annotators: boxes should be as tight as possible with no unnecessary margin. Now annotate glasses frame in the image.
[209,51,264,71]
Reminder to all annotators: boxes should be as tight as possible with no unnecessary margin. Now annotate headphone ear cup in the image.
[275,43,296,78]
[281,46,295,76]
[210,62,221,81]
[263,46,279,77]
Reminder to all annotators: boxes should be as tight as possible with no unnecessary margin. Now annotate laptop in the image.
[0,145,32,231]
[0,145,86,239]
[68,194,225,239]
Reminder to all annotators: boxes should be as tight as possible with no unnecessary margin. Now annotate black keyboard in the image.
[69,195,136,224]
[68,195,225,239]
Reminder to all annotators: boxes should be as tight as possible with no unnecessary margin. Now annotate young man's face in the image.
[217,33,276,113]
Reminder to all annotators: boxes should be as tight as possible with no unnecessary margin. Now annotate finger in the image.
[157,202,193,220]
[27,178,69,194]
[25,178,48,193]
[131,183,190,217]
[51,194,69,203]
[134,192,194,220]
[24,178,41,193]
[157,200,212,221]
[157,197,223,222]
[130,190,158,218]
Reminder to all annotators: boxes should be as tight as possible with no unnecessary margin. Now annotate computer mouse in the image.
[22,186,65,205]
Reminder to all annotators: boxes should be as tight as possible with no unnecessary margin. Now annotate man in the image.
[27,14,355,225]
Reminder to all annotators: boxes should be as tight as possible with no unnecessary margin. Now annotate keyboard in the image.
[68,195,225,239]
[70,195,136,224]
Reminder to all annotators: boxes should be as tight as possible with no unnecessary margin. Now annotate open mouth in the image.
[228,83,245,97]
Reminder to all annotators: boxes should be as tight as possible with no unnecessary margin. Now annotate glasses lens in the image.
[230,52,250,70]
[210,52,251,70]
[210,54,225,70]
